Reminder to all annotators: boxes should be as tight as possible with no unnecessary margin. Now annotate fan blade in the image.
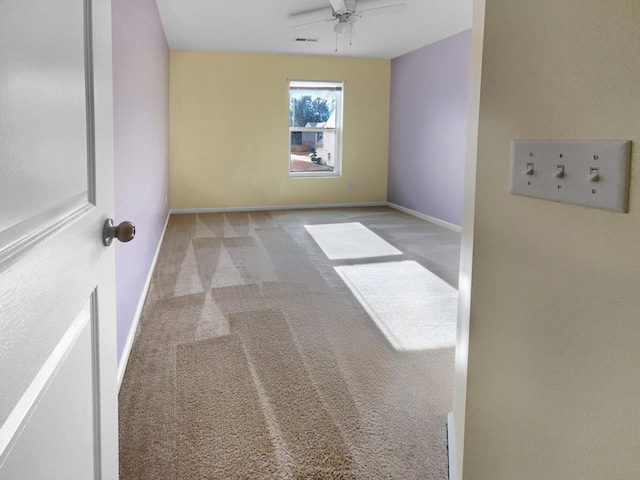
[291,17,335,29]
[360,3,407,17]
[289,5,331,19]
[329,0,348,13]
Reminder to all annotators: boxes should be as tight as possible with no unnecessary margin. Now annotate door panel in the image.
[0,0,89,244]
[0,300,96,479]
[0,0,118,478]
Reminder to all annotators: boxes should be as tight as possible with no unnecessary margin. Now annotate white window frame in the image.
[288,80,343,178]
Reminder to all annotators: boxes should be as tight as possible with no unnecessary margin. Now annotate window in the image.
[289,81,343,176]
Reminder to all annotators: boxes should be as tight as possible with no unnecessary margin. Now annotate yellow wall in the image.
[169,51,390,210]
[463,1,640,478]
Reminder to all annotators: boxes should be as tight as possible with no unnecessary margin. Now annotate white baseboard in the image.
[448,411,457,480]
[117,212,170,388]
[387,202,462,233]
[171,202,387,215]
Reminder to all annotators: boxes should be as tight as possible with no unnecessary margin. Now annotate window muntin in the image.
[289,81,342,176]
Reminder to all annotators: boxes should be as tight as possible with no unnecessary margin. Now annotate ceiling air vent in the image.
[294,37,319,42]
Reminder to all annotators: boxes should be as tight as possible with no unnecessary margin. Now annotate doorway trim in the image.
[451,0,486,478]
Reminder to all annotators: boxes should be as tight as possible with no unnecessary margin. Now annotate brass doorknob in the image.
[103,219,136,246]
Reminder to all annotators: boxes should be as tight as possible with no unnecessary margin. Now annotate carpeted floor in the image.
[119,207,461,479]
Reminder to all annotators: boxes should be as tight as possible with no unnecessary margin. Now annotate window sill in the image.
[289,171,341,178]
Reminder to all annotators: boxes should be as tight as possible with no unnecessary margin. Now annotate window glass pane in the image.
[290,130,336,173]
[289,88,336,128]
[288,80,342,176]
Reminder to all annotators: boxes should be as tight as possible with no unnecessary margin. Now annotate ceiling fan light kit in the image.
[290,0,407,52]
[333,19,349,35]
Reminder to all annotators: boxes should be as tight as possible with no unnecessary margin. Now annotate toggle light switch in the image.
[589,167,599,182]
[526,163,534,175]
[555,165,565,178]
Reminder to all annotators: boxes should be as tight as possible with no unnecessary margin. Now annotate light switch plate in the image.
[510,140,631,212]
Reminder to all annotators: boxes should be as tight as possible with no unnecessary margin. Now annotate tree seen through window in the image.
[289,81,342,175]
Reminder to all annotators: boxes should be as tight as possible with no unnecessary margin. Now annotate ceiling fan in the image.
[290,0,407,49]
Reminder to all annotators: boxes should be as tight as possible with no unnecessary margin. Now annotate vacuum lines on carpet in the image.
[119,207,460,479]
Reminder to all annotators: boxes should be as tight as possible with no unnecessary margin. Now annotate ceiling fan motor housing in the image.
[334,0,357,15]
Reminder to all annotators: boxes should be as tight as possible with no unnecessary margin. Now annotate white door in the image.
[0,0,119,478]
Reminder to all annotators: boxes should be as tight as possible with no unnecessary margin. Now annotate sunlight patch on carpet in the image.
[335,260,458,351]
[304,222,402,260]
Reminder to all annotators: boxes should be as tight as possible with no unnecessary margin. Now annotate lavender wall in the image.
[388,30,471,226]
[112,0,169,365]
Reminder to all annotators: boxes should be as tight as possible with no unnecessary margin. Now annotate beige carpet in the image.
[335,260,458,351]
[119,207,460,479]
[304,222,403,260]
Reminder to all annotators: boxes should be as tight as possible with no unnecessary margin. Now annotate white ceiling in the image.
[155,0,473,59]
